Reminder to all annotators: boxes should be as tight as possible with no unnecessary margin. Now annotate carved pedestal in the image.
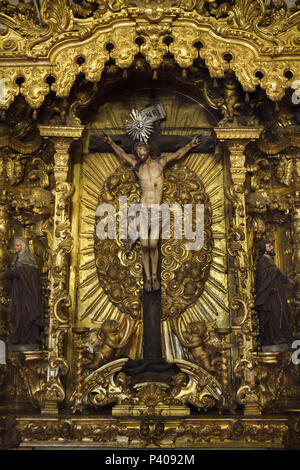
[70,331,225,417]
[8,350,48,412]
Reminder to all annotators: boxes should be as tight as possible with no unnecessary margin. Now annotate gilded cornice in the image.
[0,0,299,109]
[257,126,300,154]
[214,127,263,142]
[38,125,85,140]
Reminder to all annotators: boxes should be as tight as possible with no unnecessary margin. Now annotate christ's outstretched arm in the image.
[103,134,136,167]
[160,135,202,168]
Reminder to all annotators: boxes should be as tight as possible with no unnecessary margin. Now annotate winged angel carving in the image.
[82,317,137,370]
[171,317,231,374]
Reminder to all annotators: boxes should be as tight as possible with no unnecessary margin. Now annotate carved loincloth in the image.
[124,205,169,252]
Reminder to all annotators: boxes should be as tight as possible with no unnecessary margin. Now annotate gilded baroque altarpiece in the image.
[0,0,300,449]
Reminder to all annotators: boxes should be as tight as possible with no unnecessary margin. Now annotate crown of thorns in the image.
[133,141,149,150]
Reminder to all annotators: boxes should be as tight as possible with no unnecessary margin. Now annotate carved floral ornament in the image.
[0,0,299,109]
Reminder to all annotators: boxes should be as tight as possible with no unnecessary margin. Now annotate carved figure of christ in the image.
[103,134,202,292]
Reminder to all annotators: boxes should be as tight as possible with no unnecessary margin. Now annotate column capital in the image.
[38,125,84,160]
[214,127,263,144]
[38,125,84,183]
[38,125,85,142]
[214,127,263,186]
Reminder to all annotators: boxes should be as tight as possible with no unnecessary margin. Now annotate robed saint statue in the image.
[5,237,44,349]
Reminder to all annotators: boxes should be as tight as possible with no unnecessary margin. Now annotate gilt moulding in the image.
[0,0,299,109]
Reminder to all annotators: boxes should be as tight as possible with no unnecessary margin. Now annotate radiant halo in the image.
[125,109,153,143]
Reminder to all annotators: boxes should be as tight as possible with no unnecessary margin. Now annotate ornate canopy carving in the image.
[0,0,299,109]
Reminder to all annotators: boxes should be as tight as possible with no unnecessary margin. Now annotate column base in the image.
[243,403,262,416]
[41,401,59,415]
[262,344,290,352]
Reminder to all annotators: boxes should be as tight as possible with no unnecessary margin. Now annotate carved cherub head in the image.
[171,372,189,389]
[101,319,119,336]
[140,420,150,438]
[183,280,197,297]
[187,321,207,338]
[88,328,102,345]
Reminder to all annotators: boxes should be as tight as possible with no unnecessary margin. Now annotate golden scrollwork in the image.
[0,188,11,344]
[71,358,132,412]
[12,415,290,448]
[161,164,213,319]
[70,354,225,415]
[95,165,142,319]
[199,38,230,80]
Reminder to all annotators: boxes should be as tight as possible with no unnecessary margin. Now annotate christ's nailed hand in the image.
[102,134,113,145]
[191,135,202,147]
